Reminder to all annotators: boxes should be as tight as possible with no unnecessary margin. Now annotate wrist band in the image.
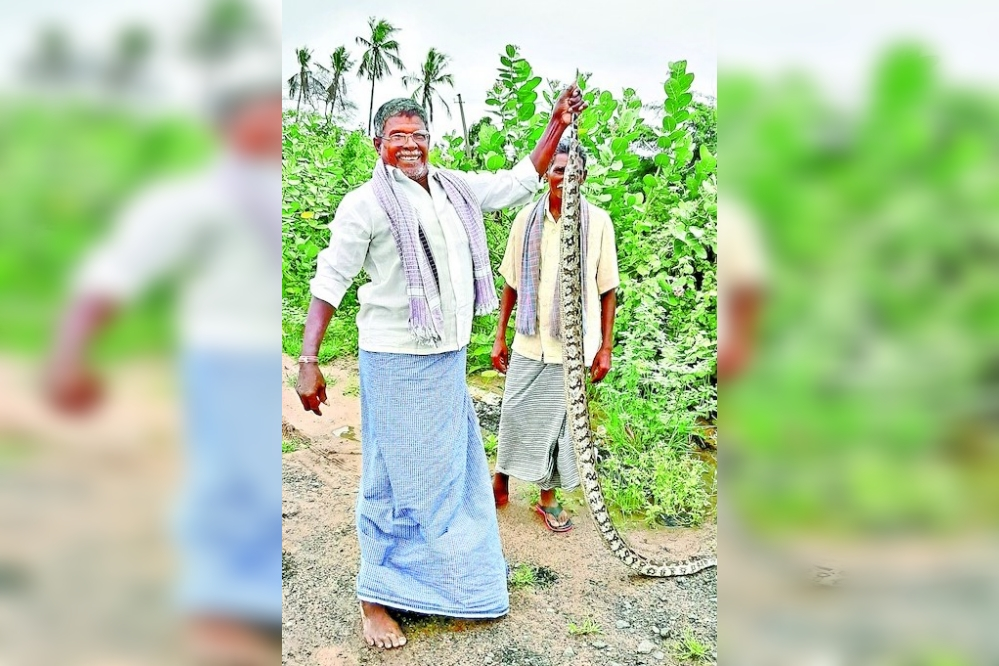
[298,355,320,364]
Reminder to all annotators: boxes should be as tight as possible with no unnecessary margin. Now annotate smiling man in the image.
[295,88,586,649]
[490,138,620,532]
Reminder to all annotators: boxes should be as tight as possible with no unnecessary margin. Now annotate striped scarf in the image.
[515,193,589,340]
[370,160,498,345]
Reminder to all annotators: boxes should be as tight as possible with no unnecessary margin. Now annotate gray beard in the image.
[401,162,429,181]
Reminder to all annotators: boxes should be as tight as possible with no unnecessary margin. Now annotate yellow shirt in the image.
[499,197,620,365]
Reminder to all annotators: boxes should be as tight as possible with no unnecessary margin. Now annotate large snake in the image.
[557,108,717,578]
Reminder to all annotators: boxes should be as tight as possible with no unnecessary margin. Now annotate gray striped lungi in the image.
[495,352,580,491]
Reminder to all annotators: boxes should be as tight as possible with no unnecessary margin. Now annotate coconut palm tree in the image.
[355,17,404,134]
[401,48,455,125]
[287,46,326,120]
[323,45,355,123]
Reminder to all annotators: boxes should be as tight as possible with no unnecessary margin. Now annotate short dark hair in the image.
[373,98,428,136]
[555,136,588,170]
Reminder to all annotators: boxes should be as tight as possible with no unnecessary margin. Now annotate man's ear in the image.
[372,137,382,152]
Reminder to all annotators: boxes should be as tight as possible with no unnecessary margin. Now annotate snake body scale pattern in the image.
[556,113,717,578]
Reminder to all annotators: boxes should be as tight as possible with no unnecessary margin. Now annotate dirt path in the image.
[281,355,717,666]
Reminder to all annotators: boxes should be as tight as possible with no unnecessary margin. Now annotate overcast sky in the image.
[282,0,716,137]
[2,0,995,122]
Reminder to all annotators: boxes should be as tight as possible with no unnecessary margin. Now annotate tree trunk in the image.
[367,76,376,134]
[296,77,303,122]
[458,93,470,159]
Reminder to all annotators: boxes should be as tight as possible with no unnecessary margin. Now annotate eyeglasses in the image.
[380,131,431,146]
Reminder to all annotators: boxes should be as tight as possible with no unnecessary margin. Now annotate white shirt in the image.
[73,153,281,351]
[310,157,541,355]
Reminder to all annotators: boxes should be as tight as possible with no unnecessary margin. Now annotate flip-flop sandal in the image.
[534,503,573,533]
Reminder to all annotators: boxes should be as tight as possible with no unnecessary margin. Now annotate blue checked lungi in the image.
[355,347,509,617]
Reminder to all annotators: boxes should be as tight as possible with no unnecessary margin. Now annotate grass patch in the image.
[567,618,602,636]
[341,378,360,397]
[281,421,310,454]
[508,563,539,589]
[482,432,497,459]
[672,627,710,662]
[507,563,559,590]
[597,435,715,528]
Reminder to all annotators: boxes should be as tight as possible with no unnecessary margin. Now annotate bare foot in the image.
[493,472,509,507]
[360,602,407,649]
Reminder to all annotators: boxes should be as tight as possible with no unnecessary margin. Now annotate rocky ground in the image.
[281,355,717,666]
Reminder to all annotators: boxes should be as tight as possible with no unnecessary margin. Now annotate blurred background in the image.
[4,0,999,663]
[719,1,999,664]
[0,0,281,664]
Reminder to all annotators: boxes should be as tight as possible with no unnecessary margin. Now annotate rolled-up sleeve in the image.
[457,156,540,212]
[309,192,371,308]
